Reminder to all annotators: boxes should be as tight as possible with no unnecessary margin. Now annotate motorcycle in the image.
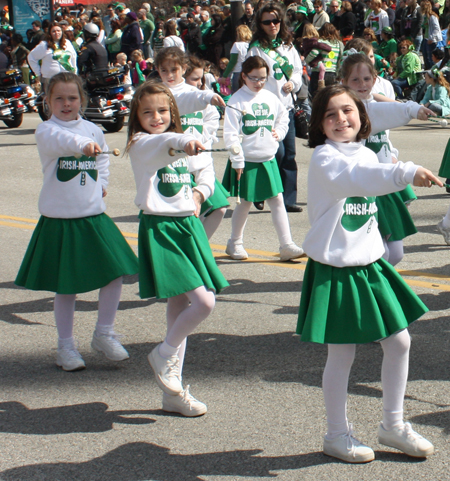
[0,68,36,128]
[36,66,131,132]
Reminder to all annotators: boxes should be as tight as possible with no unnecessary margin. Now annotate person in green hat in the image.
[293,6,311,40]
[377,25,397,63]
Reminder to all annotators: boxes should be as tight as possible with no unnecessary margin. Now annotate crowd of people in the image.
[3,0,450,469]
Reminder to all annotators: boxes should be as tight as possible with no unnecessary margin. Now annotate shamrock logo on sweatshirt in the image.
[180,112,203,135]
[56,155,97,185]
[242,103,274,136]
[157,159,191,198]
[341,196,378,232]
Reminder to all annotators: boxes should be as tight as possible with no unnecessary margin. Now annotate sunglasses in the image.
[261,18,281,25]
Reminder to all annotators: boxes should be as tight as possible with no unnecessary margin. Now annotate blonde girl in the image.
[298,84,438,463]
[127,81,228,417]
[15,72,138,372]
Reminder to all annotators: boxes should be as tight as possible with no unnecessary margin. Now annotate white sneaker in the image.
[323,425,375,463]
[225,239,248,260]
[148,345,183,395]
[437,219,450,245]
[378,422,434,457]
[279,243,305,261]
[56,347,86,372]
[91,332,129,361]
[163,385,207,417]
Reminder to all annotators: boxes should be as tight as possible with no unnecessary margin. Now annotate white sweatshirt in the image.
[170,81,219,200]
[35,115,109,219]
[129,131,198,216]
[303,140,418,267]
[170,80,215,116]
[247,43,302,110]
[28,40,77,78]
[223,85,289,169]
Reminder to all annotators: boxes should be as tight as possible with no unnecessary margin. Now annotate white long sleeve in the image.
[303,140,419,267]
[170,80,215,115]
[36,116,109,219]
[223,85,289,169]
[366,100,421,135]
[28,40,77,78]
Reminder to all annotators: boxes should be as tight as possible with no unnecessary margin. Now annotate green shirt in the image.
[377,38,397,60]
[140,18,155,43]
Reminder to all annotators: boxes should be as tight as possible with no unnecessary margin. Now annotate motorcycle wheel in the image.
[37,103,50,121]
[3,113,23,128]
[102,116,125,133]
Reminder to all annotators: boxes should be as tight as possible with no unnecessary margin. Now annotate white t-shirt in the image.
[230,41,249,74]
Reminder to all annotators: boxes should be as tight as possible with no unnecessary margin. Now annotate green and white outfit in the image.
[15,116,138,294]
[28,40,78,80]
[298,139,427,344]
[222,85,289,201]
[129,132,228,299]
[170,81,229,217]
[363,97,417,243]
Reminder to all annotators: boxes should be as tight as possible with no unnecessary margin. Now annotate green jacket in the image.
[397,51,421,85]
[140,18,155,44]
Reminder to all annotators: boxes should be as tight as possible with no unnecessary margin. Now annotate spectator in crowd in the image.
[200,9,212,37]
[377,25,397,63]
[151,20,165,56]
[421,0,442,69]
[239,1,255,27]
[103,4,117,36]
[183,12,202,55]
[9,33,30,84]
[365,0,390,40]
[391,39,422,97]
[293,6,311,40]
[91,16,106,48]
[138,8,154,58]
[313,0,330,29]
[202,13,225,66]
[382,0,396,27]
[338,1,357,43]
[163,19,185,50]
[28,20,46,51]
[351,0,366,36]
[105,18,122,64]
[142,2,155,23]
[121,11,143,59]
[328,1,341,30]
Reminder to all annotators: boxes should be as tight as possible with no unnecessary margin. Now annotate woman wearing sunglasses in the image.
[247,2,303,213]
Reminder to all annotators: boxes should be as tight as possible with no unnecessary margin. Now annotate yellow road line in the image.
[3,215,450,291]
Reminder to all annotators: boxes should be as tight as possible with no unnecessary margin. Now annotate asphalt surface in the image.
[1,112,450,481]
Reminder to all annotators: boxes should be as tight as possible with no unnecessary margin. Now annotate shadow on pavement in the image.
[0,401,155,435]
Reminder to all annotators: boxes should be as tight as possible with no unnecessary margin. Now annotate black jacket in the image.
[77,40,108,75]
[121,21,142,58]
[183,23,202,54]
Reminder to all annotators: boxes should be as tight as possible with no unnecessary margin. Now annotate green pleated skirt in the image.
[297,258,428,344]
[138,214,229,299]
[222,158,283,202]
[15,214,139,294]
[398,185,417,205]
[439,137,450,177]
[191,176,230,217]
[376,191,417,241]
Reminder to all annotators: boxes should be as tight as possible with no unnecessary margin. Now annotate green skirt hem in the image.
[297,258,428,344]
[222,158,283,202]
[15,214,139,295]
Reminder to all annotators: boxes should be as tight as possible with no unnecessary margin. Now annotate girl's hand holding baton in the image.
[414,168,442,187]
[184,139,206,156]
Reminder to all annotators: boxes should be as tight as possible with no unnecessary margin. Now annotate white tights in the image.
[322,329,411,437]
[54,277,123,343]
[382,238,404,266]
[201,207,227,240]
[159,286,215,378]
[230,193,293,247]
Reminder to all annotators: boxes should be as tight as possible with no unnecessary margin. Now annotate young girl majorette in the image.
[15,72,139,371]
[126,81,229,417]
[184,55,230,240]
[155,47,228,240]
[222,56,304,261]
[340,53,417,266]
[297,84,439,463]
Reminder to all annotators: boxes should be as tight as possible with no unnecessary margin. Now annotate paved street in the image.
[1,112,450,480]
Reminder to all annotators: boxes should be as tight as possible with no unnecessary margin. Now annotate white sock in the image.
[380,329,410,430]
[266,194,293,247]
[323,344,356,438]
[443,205,450,228]
[96,277,123,330]
[159,340,180,359]
[201,207,226,240]
[58,336,76,350]
[54,294,76,340]
[230,200,252,244]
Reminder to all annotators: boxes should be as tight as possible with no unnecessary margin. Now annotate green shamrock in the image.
[53,49,75,72]
[241,103,274,136]
[180,112,203,134]
[365,131,390,156]
[341,196,377,232]
[157,160,191,198]
[56,155,97,185]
